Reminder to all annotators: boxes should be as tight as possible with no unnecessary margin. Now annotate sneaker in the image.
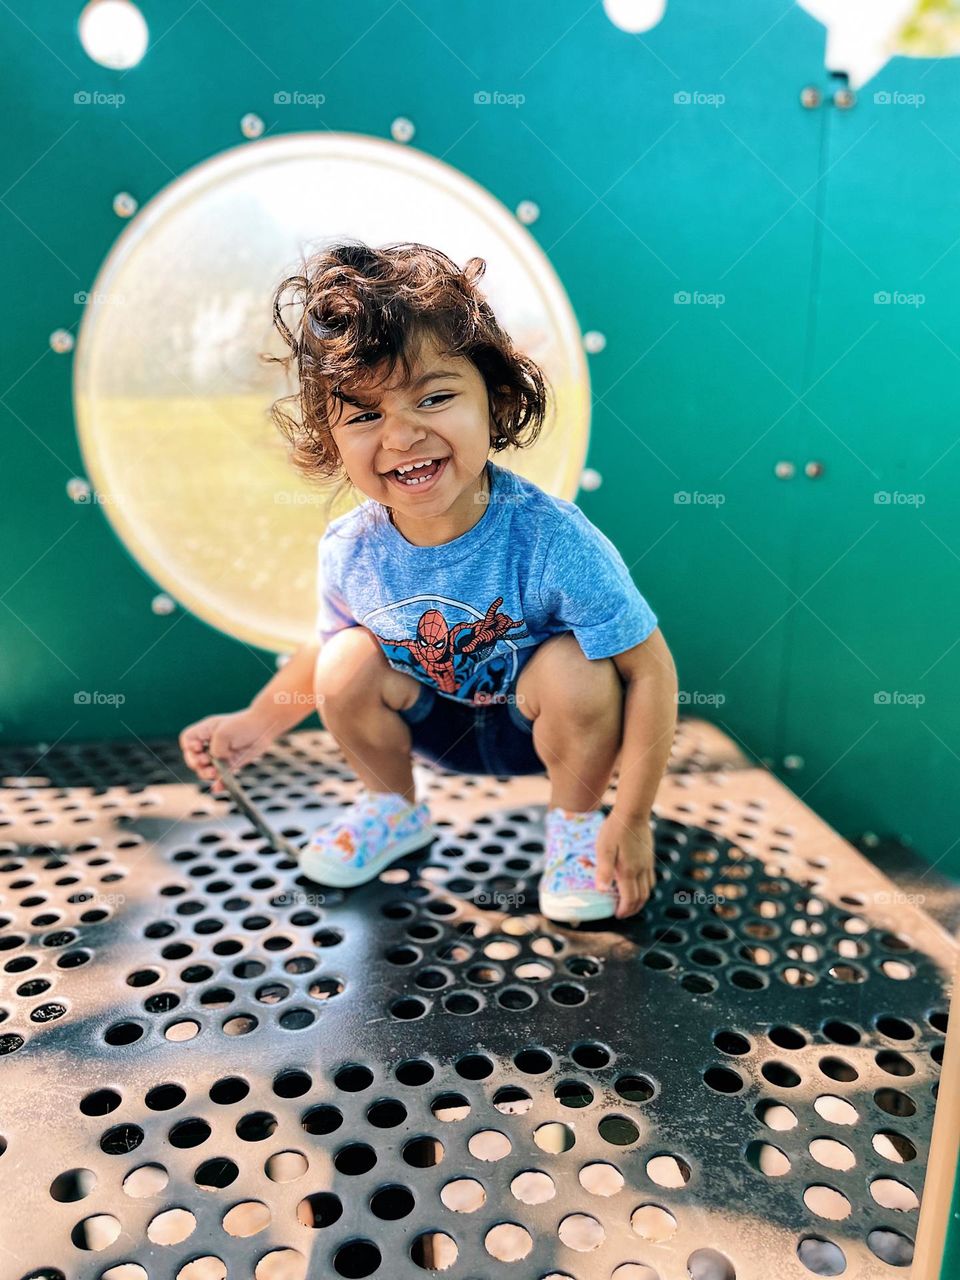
[538,806,618,923]
[299,788,435,888]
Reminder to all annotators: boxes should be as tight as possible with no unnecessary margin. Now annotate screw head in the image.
[241,113,264,139]
[804,460,825,478]
[516,200,540,225]
[50,329,74,354]
[113,191,137,218]
[800,86,821,109]
[774,460,795,479]
[833,88,856,110]
[391,116,415,143]
[583,331,606,354]
[783,754,804,770]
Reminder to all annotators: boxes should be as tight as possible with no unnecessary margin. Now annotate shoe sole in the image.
[539,887,618,923]
[299,826,437,888]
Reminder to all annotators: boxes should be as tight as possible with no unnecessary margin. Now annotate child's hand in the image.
[179,709,279,794]
[595,811,656,918]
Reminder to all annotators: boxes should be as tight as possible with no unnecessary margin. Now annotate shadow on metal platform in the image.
[0,720,951,1279]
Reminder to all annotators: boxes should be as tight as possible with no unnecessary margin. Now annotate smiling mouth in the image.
[385,457,448,489]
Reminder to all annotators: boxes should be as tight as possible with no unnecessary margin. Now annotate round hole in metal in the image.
[818,1057,858,1083]
[493,1085,532,1115]
[874,1089,916,1118]
[745,1141,790,1176]
[599,1114,640,1145]
[333,1143,377,1175]
[440,1177,485,1212]
[704,1066,744,1094]
[410,1231,457,1270]
[395,1058,434,1086]
[713,1030,750,1055]
[555,1079,594,1108]
[803,1184,851,1220]
[755,1100,797,1131]
[579,1162,624,1197]
[686,1248,736,1280]
[301,1105,342,1136]
[630,1203,677,1242]
[646,1153,691,1187]
[872,1131,917,1163]
[402,1136,444,1168]
[534,1121,575,1153]
[768,1025,807,1050]
[796,1237,846,1276]
[809,1138,856,1171]
[50,1168,96,1202]
[369,1184,414,1219]
[813,1096,859,1125]
[510,1169,556,1204]
[485,1222,532,1262]
[333,1238,382,1277]
[866,1227,914,1267]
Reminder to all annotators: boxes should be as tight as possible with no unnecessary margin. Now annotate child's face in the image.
[326,332,496,530]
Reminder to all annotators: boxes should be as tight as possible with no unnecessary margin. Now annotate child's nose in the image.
[381,413,427,452]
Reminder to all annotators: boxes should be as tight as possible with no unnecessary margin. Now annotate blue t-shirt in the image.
[315,460,658,705]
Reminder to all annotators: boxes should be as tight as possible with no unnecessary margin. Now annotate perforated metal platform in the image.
[0,722,952,1280]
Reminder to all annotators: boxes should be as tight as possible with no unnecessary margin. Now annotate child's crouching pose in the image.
[181,241,678,924]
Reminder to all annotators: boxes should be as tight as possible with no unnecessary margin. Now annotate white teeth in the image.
[392,458,446,485]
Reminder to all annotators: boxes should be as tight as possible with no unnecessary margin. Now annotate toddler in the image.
[181,241,678,923]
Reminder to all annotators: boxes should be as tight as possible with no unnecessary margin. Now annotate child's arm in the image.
[609,627,678,820]
[248,639,323,735]
[594,627,678,912]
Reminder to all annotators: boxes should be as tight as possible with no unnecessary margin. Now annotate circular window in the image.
[74,134,590,651]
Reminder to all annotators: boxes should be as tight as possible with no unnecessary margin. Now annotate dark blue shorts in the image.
[398,684,547,777]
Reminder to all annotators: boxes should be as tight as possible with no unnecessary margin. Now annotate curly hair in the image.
[263,240,550,502]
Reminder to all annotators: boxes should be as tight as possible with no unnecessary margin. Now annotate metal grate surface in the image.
[0,725,952,1280]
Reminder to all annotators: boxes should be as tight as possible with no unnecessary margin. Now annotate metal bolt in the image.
[241,113,264,139]
[774,460,795,479]
[391,117,415,143]
[152,593,175,616]
[783,754,804,770]
[583,331,606,355]
[516,200,540,225]
[50,329,74,354]
[804,460,825,478]
[113,192,137,218]
[800,86,821,109]
[833,88,856,110]
[580,468,602,492]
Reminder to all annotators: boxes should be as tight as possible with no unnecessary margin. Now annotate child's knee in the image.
[535,646,622,728]
[315,627,385,712]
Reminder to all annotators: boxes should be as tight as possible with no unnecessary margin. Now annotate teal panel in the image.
[784,55,960,870]
[0,0,956,882]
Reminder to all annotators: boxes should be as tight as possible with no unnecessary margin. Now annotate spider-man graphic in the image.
[376,596,527,700]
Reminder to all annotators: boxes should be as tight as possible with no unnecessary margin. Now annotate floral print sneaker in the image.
[299,788,435,888]
[538,806,618,923]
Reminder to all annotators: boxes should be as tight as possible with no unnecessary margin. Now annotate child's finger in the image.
[595,855,616,893]
[184,749,209,776]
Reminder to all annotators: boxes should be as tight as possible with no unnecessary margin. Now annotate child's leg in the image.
[314,627,423,803]
[514,634,623,809]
